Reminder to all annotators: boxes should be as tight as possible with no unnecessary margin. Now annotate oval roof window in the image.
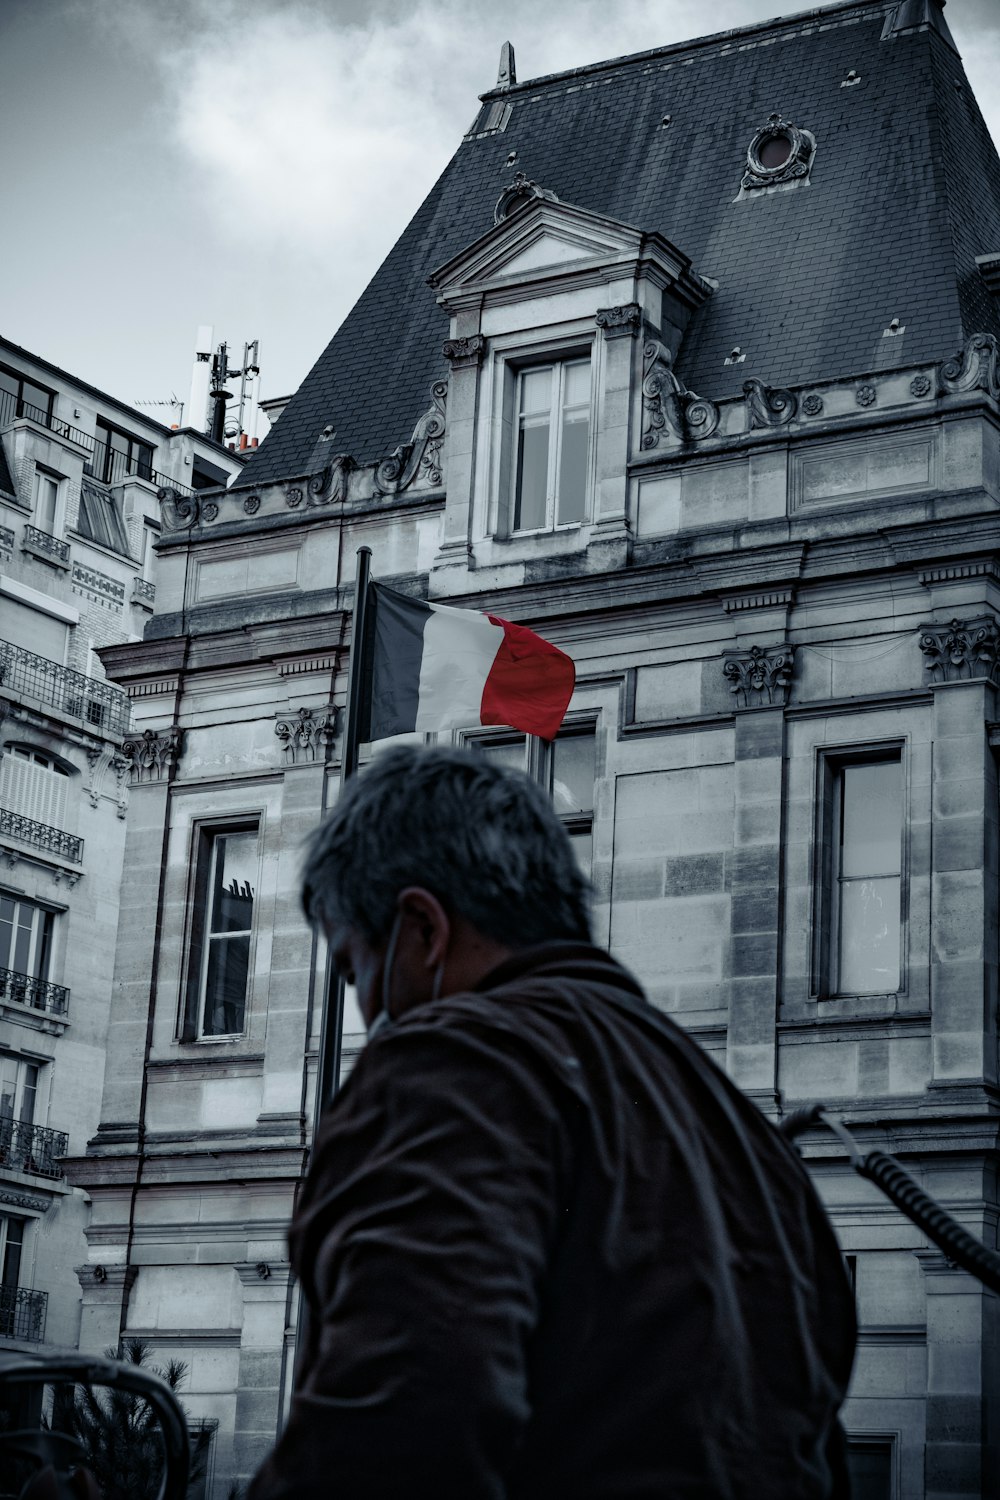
[758,134,792,169]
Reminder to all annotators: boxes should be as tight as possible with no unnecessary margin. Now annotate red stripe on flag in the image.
[480,616,575,740]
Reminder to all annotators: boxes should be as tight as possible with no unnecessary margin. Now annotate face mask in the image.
[364,908,446,1040]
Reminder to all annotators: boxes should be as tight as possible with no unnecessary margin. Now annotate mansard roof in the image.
[240,0,1000,488]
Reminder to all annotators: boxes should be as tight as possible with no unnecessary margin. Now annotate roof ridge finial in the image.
[497,41,516,90]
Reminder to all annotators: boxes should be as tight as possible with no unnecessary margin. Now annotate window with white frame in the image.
[183,822,260,1040]
[510,358,591,533]
[31,469,60,534]
[469,727,596,874]
[0,1052,40,1131]
[0,894,54,983]
[0,747,70,830]
[816,751,903,998]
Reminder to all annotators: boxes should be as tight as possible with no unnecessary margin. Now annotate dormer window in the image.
[513,358,591,532]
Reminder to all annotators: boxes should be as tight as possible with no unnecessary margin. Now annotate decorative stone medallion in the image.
[855,384,877,408]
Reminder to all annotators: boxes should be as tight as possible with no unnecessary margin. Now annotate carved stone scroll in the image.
[743,377,797,428]
[596,304,641,339]
[722,644,794,709]
[641,340,719,447]
[306,454,355,507]
[918,617,1000,685]
[275,706,338,764]
[374,380,448,495]
[939,333,1000,401]
[158,487,200,531]
[443,335,486,368]
[119,726,184,783]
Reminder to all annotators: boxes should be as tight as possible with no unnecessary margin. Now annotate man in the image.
[250,745,855,1499]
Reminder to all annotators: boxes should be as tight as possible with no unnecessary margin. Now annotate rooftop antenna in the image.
[134,395,185,427]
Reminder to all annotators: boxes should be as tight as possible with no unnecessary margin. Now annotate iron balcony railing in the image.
[0,639,131,737]
[0,809,83,865]
[0,967,69,1017]
[0,386,193,498]
[85,437,193,498]
[0,388,92,452]
[0,1286,47,1343]
[22,524,70,565]
[0,1118,68,1179]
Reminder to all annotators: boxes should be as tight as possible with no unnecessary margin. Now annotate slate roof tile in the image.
[241,0,1000,487]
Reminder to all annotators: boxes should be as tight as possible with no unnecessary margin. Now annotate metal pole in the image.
[295,546,372,1378]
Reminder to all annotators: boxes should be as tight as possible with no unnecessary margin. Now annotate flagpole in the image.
[295,545,372,1381]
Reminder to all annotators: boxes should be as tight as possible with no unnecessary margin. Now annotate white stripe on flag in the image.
[415,601,505,732]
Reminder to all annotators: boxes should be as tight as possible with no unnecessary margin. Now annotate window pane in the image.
[570,830,592,878]
[557,410,589,524]
[562,360,590,406]
[519,368,552,416]
[0,370,18,405]
[22,383,52,422]
[210,834,256,935]
[202,935,250,1035]
[841,762,900,878]
[1,1218,24,1289]
[514,421,549,531]
[477,739,528,773]
[839,876,900,993]
[136,443,154,481]
[551,736,595,814]
[846,1442,893,1500]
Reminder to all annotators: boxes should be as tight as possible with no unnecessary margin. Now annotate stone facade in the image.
[75,5,1000,1498]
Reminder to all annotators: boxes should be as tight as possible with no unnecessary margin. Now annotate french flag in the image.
[362,584,575,743]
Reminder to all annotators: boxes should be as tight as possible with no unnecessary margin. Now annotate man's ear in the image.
[396,887,450,969]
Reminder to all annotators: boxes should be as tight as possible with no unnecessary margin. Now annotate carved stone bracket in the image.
[112,752,130,818]
[120,726,184,783]
[939,333,1000,401]
[303,454,355,508]
[918,617,1000,685]
[596,304,642,340]
[85,745,113,809]
[275,706,339,764]
[158,487,200,531]
[722,644,794,708]
[443,335,486,369]
[641,340,719,446]
[374,380,448,495]
[743,377,797,428]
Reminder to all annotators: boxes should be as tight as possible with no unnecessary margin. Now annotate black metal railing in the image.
[0,388,93,452]
[22,524,70,565]
[0,1286,47,1342]
[0,810,83,864]
[85,438,192,498]
[0,639,131,737]
[0,1119,68,1179]
[0,968,69,1017]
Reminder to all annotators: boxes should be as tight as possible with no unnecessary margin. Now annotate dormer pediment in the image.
[430,195,702,312]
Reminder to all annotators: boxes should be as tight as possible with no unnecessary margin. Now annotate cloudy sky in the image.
[3,0,998,433]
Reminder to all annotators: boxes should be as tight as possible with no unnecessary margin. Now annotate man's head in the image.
[301,743,593,1025]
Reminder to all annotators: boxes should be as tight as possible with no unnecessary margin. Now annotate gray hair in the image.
[301,743,592,948]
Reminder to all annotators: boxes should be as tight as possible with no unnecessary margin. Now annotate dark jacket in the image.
[249,944,856,1499]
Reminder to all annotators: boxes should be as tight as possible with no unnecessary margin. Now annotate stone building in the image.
[78,1,1000,1495]
[0,336,242,1370]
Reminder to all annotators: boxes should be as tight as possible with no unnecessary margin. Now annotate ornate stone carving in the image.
[244,495,261,515]
[374,380,448,495]
[741,115,814,190]
[918,617,1000,685]
[275,706,338,763]
[909,374,932,398]
[802,393,824,416]
[158,487,199,531]
[306,454,355,507]
[722,644,794,709]
[84,744,116,809]
[641,340,719,446]
[285,487,304,508]
[442,335,486,368]
[855,384,877,408]
[201,502,219,522]
[493,171,559,225]
[940,333,1000,400]
[596,304,642,339]
[112,752,130,818]
[1,1189,50,1213]
[119,726,183,782]
[743,378,797,428]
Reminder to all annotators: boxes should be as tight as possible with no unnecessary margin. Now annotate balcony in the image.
[132,576,156,605]
[0,639,131,737]
[0,968,69,1017]
[22,524,70,567]
[0,809,83,865]
[0,1286,47,1342]
[0,388,92,453]
[0,1119,69,1179]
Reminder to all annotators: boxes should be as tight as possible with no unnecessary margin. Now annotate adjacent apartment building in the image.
[72,1,1000,1495]
[0,338,242,1362]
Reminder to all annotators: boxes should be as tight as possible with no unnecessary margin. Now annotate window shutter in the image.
[0,756,68,829]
